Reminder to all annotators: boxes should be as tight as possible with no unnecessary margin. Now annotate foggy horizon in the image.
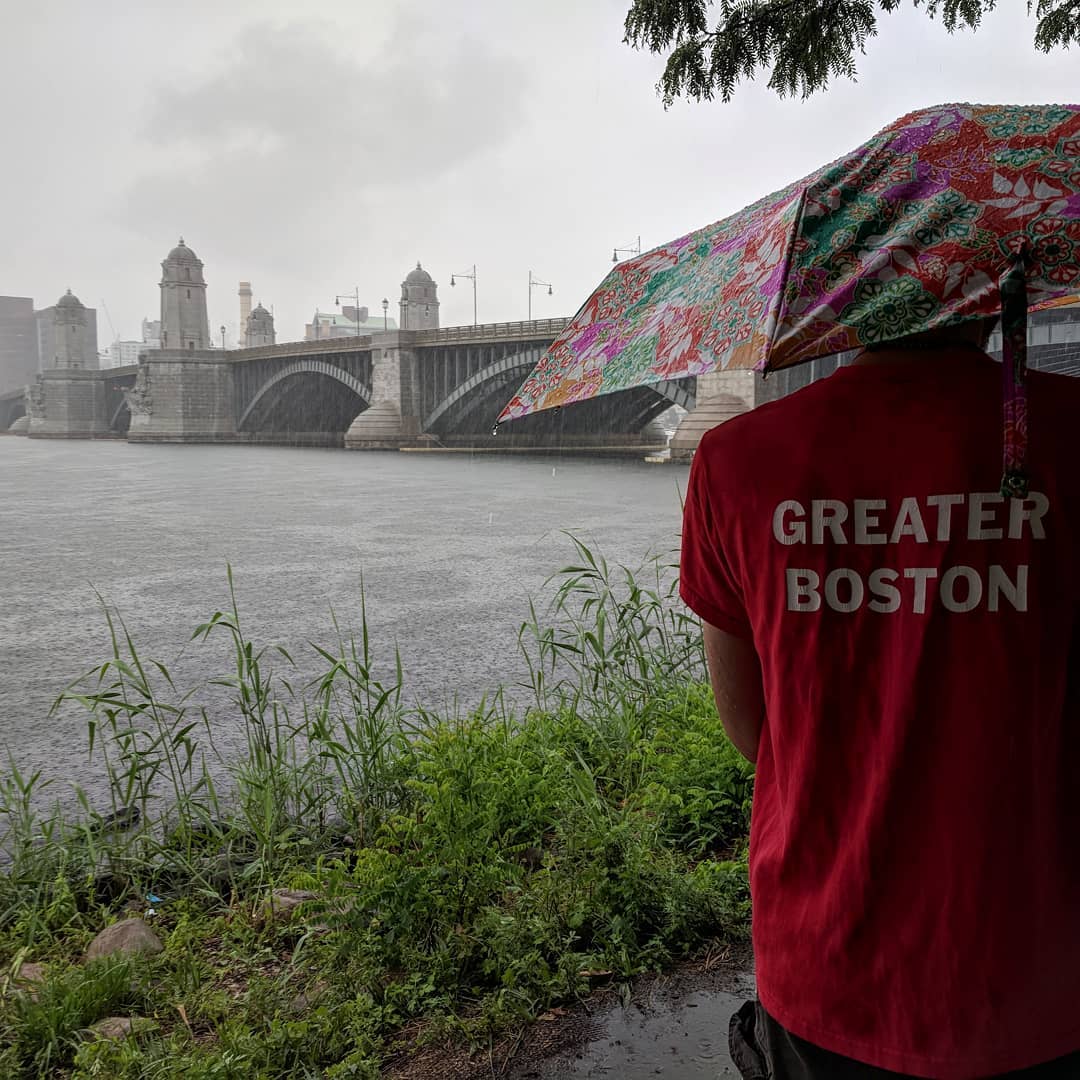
[3,0,1077,346]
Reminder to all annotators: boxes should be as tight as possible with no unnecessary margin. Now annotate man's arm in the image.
[702,620,765,764]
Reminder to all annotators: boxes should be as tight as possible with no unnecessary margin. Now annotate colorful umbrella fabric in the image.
[497,103,1080,492]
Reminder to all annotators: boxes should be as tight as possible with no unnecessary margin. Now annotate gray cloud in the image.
[120,16,527,259]
[4,0,1079,344]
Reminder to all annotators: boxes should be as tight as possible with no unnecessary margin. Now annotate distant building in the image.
[0,296,38,394]
[142,318,162,349]
[245,302,276,347]
[399,262,439,330]
[99,316,162,369]
[238,281,252,341]
[305,304,398,341]
[100,340,144,368]
[36,290,99,370]
[160,238,210,350]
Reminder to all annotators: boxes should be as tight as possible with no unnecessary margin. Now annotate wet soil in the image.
[384,943,755,1080]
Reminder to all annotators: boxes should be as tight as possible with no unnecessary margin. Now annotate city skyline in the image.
[3,1,1078,345]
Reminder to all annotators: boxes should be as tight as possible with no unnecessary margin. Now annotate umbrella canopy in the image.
[497,104,1080,490]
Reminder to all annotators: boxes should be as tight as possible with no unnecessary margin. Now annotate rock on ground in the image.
[90,1016,158,1041]
[261,888,318,923]
[85,918,164,961]
[5,962,45,998]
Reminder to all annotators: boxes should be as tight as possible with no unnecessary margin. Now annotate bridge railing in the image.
[230,336,374,362]
[408,318,571,346]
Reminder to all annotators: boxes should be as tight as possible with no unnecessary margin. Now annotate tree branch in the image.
[624,0,1077,104]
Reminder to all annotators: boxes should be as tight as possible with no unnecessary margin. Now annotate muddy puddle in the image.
[387,947,755,1080]
[513,960,756,1079]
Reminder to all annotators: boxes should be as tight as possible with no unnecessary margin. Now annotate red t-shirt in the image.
[680,349,1080,1078]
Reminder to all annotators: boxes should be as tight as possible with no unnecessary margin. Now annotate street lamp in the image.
[220,324,226,350]
[612,235,642,263]
[528,270,553,321]
[334,288,362,338]
[381,298,389,330]
[450,264,478,326]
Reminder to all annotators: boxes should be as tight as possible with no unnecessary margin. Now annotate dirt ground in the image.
[383,942,755,1080]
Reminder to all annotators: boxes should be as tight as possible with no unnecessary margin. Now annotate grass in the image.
[0,538,753,1078]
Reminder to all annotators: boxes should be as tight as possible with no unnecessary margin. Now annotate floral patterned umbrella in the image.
[497,103,1080,495]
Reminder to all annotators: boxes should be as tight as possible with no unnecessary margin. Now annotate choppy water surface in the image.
[0,439,689,794]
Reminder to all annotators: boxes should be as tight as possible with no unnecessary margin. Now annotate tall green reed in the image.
[0,537,707,914]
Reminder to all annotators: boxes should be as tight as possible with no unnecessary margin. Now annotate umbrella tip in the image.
[1001,468,1030,500]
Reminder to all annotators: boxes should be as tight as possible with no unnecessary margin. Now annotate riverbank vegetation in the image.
[0,539,753,1078]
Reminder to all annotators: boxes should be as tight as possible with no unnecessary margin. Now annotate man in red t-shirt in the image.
[680,327,1080,1079]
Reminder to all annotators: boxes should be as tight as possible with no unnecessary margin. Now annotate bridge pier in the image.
[669,370,756,460]
[344,336,422,449]
[27,369,111,439]
[127,351,239,443]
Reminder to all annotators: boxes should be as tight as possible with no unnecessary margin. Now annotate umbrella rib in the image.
[760,187,811,377]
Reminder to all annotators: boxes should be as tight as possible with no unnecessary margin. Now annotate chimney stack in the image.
[238,281,253,345]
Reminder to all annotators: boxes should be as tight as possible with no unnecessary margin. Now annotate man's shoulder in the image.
[697,376,837,459]
[1030,367,1080,404]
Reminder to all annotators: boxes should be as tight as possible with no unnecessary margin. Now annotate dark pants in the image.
[729,1000,1080,1080]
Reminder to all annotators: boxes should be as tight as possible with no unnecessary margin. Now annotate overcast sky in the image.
[2,0,1077,346]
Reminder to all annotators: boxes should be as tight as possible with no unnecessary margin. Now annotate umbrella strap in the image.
[1000,252,1030,500]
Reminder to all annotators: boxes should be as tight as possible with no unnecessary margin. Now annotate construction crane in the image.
[99,299,120,368]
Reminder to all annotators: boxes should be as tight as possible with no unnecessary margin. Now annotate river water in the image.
[0,438,690,797]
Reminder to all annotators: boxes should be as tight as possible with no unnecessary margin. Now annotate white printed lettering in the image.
[988,564,1029,612]
[940,565,983,613]
[812,500,849,544]
[853,499,888,545]
[1008,492,1050,540]
[825,568,865,612]
[967,492,1004,541]
[904,567,938,614]
[787,569,821,612]
[773,500,807,545]
[926,494,965,541]
[890,498,930,544]
[868,568,902,613]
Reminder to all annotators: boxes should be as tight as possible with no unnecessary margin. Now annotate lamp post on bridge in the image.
[381,298,389,330]
[612,236,642,263]
[220,325,226,350]
[450,264,478,326]
[528,270,553,321]
[334,288,362,339]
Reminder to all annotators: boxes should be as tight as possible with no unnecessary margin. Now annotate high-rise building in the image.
[35,290,99,370]
[160,238,209,350]
[398,262,439,330]
[99,316,162,369]
[0,296,38,393]
[100,340,145,368]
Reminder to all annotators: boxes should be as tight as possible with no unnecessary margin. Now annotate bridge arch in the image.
[424,348,542,431]
[237,359,372,432]
[424,347,694,434]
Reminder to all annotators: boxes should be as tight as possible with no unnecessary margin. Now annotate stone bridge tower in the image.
[245,303,275,347]
[160,238,210,350]
[45,290,98,369]
[398,262,439,330]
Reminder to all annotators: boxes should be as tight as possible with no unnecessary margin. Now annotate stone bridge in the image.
[18,319,695,448]
[13,312,1080,449]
